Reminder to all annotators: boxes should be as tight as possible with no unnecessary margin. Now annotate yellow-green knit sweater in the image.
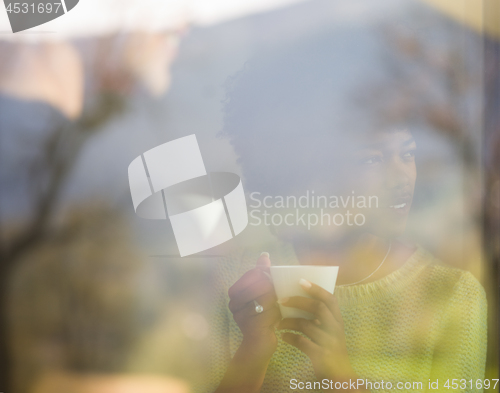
[200,243,487,393]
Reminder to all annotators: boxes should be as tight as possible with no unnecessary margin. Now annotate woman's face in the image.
[341,128,417,238]
[270,129,417,244]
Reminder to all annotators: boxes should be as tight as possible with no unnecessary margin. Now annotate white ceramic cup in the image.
[270,266,339,319]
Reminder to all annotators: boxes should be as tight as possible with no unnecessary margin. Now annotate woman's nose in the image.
[385,160,410,190]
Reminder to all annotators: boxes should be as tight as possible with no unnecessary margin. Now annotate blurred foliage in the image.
[8,204,213,393]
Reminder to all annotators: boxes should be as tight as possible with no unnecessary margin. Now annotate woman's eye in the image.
[402,149,416,160]
[360,156,383,165]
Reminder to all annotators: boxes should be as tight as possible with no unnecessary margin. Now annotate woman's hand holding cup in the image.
[227,252,281,361]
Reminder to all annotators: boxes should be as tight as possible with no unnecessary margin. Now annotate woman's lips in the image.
[387,195,412,215]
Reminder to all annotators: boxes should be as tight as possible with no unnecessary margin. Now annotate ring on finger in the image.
[253,300,264,314]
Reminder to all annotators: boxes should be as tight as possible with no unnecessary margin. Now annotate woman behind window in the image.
[202,31,487,393]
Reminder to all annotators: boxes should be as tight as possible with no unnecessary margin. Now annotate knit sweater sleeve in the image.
[193,257,233,393]
[429,271,488,392]
[198,252,249,393]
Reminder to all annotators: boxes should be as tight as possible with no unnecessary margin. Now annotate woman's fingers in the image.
[254,291,280,312]
[281,332,320,360]
[230,290,278,316]
[227,253,273,308]
[277,318,330,346]
[299,280,344,327]
[256,252,271,275]
[228,275,276,313]
[279,296,338,329]
[232,299,281,326]
[228,268,267,298]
